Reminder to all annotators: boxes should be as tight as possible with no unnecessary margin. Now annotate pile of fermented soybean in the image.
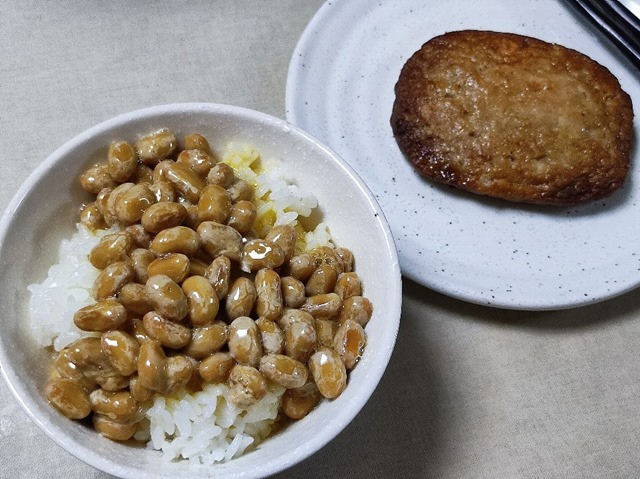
[28,129,372,464]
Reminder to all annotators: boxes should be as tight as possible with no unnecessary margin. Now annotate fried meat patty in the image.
[390,30,634,205]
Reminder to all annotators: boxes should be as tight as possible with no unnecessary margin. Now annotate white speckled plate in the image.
[286,0,640,310]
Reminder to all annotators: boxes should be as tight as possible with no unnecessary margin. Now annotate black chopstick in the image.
[565,0,640,71]
[602,0,640,33]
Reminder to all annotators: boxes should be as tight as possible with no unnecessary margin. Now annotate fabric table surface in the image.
[1,1,640,478]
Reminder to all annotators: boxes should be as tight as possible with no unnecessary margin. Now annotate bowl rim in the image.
[0,102,402,478]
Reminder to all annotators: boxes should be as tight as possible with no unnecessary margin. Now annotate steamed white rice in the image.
[28,143,332,463]
[222,144,334,250]
[143,383,284,464]
[28,225,112,352]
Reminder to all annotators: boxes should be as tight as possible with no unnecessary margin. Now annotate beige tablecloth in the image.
[2,1,640,478]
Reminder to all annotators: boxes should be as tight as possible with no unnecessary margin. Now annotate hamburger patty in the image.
[390,30,634,205]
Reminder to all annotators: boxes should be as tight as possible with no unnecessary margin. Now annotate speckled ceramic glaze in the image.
[0,103,401,478]
[286,0,640,310]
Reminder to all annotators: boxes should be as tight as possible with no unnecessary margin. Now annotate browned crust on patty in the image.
[390,30,634,205]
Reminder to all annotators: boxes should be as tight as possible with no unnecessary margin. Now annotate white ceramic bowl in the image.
[0,103,401,478]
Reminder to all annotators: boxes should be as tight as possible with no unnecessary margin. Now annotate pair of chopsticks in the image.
[566,0,640,70]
